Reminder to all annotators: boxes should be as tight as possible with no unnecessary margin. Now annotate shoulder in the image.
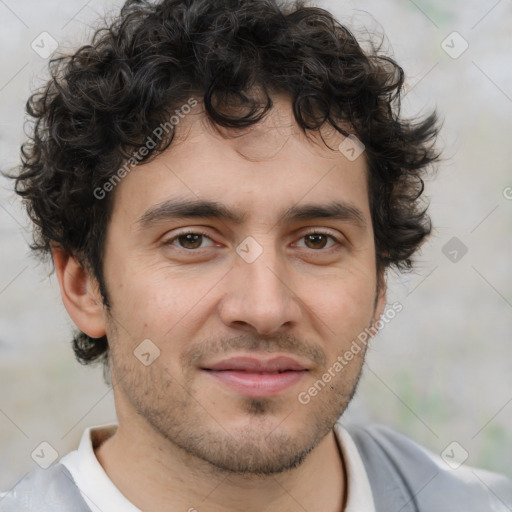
[0,463,91,512]
[344,422,512,511]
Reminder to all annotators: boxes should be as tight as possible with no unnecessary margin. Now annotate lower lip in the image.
[204,370,307,397]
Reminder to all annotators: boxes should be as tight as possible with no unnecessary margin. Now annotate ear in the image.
[373,270,388,324]
[52,246,107,339]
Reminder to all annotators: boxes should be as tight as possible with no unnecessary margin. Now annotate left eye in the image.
[296,232,339,250]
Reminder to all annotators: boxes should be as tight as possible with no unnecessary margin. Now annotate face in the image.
[99,96,385,475]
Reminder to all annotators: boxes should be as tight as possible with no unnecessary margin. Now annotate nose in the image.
[218,245,302,336]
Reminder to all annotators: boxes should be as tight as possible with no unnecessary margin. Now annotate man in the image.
[2,0,511,510]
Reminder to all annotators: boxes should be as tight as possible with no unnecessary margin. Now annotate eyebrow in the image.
[135,198,367,230]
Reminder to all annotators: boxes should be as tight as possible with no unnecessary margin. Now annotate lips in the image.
[204,356,308,373]
[202,356,309,397]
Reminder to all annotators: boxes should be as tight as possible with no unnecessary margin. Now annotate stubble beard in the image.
[111,347,365,477]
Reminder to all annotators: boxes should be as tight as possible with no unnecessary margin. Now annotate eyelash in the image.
[164,230,342,251]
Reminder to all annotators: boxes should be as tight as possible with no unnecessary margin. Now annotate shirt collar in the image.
[61,420,375,512]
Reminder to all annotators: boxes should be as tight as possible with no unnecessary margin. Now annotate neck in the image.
[95,417,346,512]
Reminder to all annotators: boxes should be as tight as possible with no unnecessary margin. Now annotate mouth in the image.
[201,356,309,397]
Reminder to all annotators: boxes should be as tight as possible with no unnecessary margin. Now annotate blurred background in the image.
[0,0,511,492]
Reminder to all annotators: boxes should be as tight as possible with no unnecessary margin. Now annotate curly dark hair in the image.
[13,0,439,368]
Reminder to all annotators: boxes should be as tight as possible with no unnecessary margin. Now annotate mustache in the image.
[181,333,327,370]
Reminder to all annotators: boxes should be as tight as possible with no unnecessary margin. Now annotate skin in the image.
[54,95,386,512]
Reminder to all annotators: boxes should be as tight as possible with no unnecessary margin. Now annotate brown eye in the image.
[299,232,339,250]
[304,233,329,249]
[177,233,204,249]
[165,231,214,250]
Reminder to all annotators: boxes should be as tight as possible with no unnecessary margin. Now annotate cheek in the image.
[322,292,375,336]
[301,262,377,319]
[304,275,377,360]
[104,258,222,345]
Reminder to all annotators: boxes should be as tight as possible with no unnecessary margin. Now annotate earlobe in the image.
[52,246,107,339]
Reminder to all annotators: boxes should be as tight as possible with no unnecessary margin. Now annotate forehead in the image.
[109,96,370,227]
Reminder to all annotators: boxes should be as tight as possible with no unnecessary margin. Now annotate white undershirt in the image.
[60,420,376,512]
